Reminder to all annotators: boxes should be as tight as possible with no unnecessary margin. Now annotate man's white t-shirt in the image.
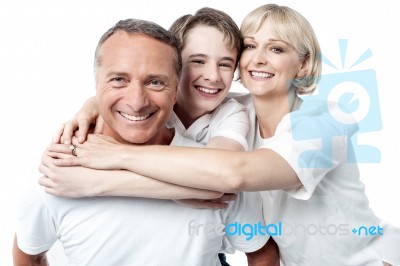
[16,131,267,266]
[234,93,400,266]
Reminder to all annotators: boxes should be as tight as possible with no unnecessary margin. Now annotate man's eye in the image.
[147,80,165,90]
[110,77,127,87]
[149,80,163,86]
[110,77,125,83]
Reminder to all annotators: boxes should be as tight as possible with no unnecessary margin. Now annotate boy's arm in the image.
[206,98,249,151]
[246,237,280,266]
[13,235,49,266]
[206,136,245,151]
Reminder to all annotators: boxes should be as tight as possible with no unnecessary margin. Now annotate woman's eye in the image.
[271,47,283,53]
[244,44,255,50]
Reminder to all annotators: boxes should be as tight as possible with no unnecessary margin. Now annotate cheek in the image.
[222,71,234,87]
[180,67,198,91]
[239,52,252,68]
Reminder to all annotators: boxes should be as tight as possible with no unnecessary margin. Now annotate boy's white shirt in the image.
[167,97,249,150]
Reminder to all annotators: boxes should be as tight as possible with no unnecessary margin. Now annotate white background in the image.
[1,0,399,265]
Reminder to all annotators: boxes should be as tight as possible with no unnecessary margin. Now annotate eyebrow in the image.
[188,53,235,63]
[105,72,170,80]
[105,71,129,79]
[146,74,170,81]
[244,36,290,46]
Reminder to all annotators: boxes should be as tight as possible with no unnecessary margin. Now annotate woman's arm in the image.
[52,136,300,193]
[119,145,301,193]
[39,151,223,200]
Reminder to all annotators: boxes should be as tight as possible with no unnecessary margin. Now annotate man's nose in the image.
[126,85,150,111]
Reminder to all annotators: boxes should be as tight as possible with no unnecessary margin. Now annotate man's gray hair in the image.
[94,18,182,78]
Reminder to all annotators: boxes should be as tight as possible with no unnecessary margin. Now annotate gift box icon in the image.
[291,40,382,167]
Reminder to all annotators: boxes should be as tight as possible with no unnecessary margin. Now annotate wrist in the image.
[90,172,109,197]
[120,145,138,170]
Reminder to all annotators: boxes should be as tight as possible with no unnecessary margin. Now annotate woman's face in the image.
[239,18,306,98]
[177,25,237,116]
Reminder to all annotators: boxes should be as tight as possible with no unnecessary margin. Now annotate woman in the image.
[42,4,398,265]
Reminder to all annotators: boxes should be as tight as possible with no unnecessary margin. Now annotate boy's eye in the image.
[191,60,205,64]
[219,63,233,68]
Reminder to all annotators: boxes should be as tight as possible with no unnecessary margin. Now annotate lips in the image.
[250,71,274,78]
[118,111,154,121]
[194,86,221,95]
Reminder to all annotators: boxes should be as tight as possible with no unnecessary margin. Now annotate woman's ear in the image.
[296,55,310,79]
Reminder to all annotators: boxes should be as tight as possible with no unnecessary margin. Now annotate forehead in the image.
[97,31,177,78]
[183,25,236,57]
[246,19,278,39]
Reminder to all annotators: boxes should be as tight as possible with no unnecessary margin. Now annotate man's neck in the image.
[102,125,175,146]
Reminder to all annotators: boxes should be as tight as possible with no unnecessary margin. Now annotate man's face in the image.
[95,31,178,144]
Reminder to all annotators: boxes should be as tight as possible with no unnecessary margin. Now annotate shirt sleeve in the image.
[261,101,359,200]
[223,192,269,253]
[209,98,250,150]
[15,186,57,255]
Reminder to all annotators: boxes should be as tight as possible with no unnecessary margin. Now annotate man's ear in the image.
[173,81,179,104]
[173,86,178,104]
[296,55,310,79]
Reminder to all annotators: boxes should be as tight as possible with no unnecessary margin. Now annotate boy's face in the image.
[177,25,237,117]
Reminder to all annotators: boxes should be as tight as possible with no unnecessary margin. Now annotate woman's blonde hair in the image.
[240,4,322,94]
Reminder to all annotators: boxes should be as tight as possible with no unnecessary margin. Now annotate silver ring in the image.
[69,145,77,156]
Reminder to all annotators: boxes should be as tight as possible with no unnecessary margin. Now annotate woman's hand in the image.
[52,96,102,145]
[173,193,237,209]
[48,134,125,170]
[38,150,99,197]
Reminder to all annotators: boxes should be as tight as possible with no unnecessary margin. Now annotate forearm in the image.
[119,145,300,193]
[13,236,48,266]
[92,168,222,199]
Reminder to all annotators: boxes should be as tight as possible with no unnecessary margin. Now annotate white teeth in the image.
[119,111,150,121]
[251,71,274,78]
[197,86,219,94]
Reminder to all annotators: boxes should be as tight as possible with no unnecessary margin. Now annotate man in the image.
[13,18,272,265]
